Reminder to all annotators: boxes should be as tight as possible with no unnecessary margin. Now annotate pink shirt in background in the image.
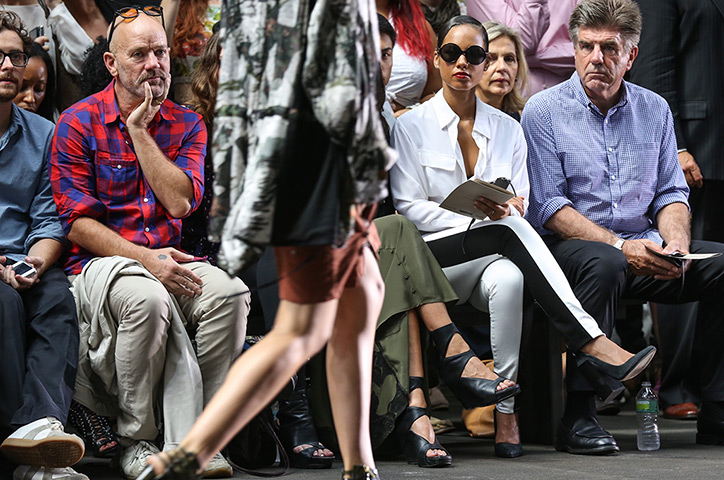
[467,0,580,96]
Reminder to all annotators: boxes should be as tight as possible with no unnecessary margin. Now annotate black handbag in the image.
[226,405,289,477]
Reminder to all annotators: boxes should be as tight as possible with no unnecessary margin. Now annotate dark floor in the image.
[71,396,721,480]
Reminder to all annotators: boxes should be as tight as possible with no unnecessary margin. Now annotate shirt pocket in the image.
[418,149,458,200]
[619,142,659,205]
[95,151,139,205]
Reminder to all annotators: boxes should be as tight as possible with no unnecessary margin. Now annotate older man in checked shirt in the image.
[522,0,724,455]
[48,10,248,479]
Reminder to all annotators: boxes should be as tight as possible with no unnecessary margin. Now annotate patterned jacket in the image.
[210,0,395,274]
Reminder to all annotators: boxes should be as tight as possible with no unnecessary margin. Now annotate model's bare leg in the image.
[144,298,340,473]
[407,309,446,458]
[326,247,383,470]
[417,302,514,390]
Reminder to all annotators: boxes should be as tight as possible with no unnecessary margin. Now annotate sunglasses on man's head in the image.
[437,43,487,65]
[107,5,165,45]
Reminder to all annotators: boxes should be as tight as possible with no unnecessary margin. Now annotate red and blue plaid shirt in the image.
[49,81,207,275]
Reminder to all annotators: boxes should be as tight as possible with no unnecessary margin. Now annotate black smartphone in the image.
[29,25,44,40]
[493,177,512,190]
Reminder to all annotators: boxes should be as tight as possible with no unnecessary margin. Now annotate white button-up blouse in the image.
[390,90,530,235]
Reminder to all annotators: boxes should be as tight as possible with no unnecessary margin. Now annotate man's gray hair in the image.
[568,0,642,51]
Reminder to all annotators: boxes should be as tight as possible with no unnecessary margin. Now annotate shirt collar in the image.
[569,71,630,115]
[100,79,175,126]
[431,89,493,139]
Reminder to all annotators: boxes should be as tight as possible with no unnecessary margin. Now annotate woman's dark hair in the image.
[28,42,56,121]
[190,31,220,126]
[79,36,113,97]
[421,0,460,35]
[377,13,396,46]
[437,15,488,50]
[0,11,32,55]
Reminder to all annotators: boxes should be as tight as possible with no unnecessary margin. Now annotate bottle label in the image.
[636,399,659,413]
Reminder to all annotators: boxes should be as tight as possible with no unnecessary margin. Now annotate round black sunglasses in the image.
[437,43,487,65]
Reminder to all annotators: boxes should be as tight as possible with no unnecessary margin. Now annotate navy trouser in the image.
[0,266,78,438]
[544,237,724,403]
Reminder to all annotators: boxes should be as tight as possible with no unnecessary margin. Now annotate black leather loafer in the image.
[555,416,619,455]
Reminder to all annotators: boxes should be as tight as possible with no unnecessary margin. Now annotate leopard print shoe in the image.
[342,464,380,479]
[136,447,201,480]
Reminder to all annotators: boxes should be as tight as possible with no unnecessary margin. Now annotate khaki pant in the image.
[72,261,249,441]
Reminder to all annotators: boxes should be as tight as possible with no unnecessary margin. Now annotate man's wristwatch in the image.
[613,238,626,250]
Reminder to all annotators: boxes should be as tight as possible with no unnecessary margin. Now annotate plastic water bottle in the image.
[636,381,660,451]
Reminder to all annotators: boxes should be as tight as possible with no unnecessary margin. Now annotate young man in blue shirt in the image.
[0,11,87,480]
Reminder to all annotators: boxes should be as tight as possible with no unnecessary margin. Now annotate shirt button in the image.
[608,147,613,152]
[144,227,150,232]
[143,198,149,203]
[611,175,616,180]
[613,203,618,209]
[117,164,122,169]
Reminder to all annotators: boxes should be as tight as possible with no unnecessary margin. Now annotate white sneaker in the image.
[202,452,232,478]
[120,440,160,479]
[0,417,85,467]
[13,465,89,480]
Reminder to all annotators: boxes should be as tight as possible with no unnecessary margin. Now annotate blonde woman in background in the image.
[475,21,528,119]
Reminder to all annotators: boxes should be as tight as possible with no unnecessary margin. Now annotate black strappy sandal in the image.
[67,401,120,458]
[394,377,452,468]
[277,381,334,469]
[429,324,520,409]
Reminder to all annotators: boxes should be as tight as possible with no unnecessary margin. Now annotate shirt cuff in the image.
[536,197,574,231]
[651,195,689,219]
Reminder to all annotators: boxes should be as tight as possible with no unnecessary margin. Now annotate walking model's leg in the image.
[148,297,340,470]
[326,247,384,470]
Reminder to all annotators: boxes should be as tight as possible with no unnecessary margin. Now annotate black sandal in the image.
[136,447,201,480]
[277,379,334,469]
[394,377,452,468]
[342,465,380,479]
[67,400,120,458]
[429,324,521,409]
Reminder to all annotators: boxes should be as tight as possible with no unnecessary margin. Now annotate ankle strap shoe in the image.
[342,465,380,479]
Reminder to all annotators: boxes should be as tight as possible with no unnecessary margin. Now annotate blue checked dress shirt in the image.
[521,73,689,245]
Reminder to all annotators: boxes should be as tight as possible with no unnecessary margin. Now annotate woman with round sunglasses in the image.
[389,15,655,458]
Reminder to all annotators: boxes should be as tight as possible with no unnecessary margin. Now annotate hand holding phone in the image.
[1,258,39,290]
[11,260,38,278]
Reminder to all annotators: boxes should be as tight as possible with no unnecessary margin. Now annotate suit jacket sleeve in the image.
[630,0,687,149]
